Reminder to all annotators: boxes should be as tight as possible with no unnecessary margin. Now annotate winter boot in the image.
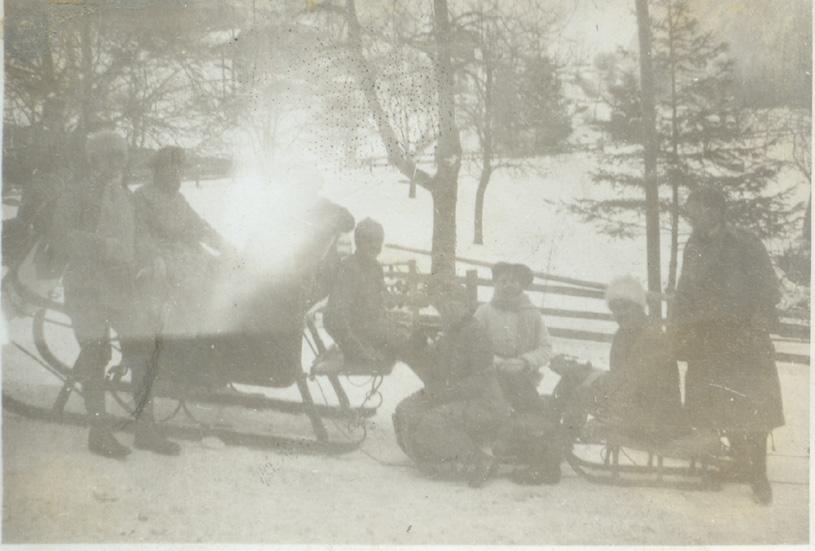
[89,424,132,459]
[718,432,753,482]
[134,422,181,455]
[751,476,772,505]
[465,451,498,488]
[85,389,130,459]
[749,432,771,505]
[133,401,180,456]
[129,351,181,456]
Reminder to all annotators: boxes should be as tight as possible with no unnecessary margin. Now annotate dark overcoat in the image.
[393,317,511,462]
[671,225,784,432]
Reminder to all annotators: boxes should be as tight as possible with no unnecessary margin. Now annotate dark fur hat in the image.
[491,262,534,288]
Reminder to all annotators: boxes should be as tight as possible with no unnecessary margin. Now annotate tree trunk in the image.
[473,161,492,245]
[80,12,94,136]
[668,178,680,294]
[474,29,494,246]
[666,0,680,294]
[431,174,459,276]
[429,0,462,276]
[635,0,663,321]
[343,0,460,276]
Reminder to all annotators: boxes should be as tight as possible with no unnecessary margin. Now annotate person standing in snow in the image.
[50,130,180,458]
[136,147,233,253]
[134,146,236,329]
[671,186,784,505]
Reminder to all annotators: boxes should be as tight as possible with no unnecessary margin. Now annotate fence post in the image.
[408,260,419,327]
[465,269,478,311]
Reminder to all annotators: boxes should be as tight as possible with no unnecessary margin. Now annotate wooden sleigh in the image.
[550,355,734,490]
[2,234,387,455]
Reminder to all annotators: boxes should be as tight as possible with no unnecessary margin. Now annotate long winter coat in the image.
[50,178,150,313]
[606,320,688,442]
[392,316,512,461]
[405,315,510,412]
[324,252,392,361]
[671,225,784,432]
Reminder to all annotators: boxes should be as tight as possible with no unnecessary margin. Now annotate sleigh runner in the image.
[2,232,394,454]
[550,354,736,490]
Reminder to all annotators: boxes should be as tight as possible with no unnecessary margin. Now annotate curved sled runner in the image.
[551,355,732,491]
[3,262,379,455]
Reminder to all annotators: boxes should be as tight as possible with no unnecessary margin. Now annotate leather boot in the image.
[85,389,130,459]
[749,433,772,505]
[89,424,132,459]
[133,401,181,456]
[465,451,498,488]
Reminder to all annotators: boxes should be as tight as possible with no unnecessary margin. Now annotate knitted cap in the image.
[354,217,384,244]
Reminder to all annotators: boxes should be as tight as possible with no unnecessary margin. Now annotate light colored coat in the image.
[474,296,553,412]
[474,301,553,369]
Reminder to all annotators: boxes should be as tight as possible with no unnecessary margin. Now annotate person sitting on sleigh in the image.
[322,218,411,371]
[474,262,561,485]
[601,276,689,444]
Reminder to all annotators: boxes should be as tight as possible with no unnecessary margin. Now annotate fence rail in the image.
[382,250,810,366]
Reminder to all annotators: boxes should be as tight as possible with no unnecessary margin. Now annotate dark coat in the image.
[324,253,391,360]
[417,316,509,413]
[133,184,224,334]
[671,225,784,432]
[393,316,512,462]
[606,320,687,442]
[134,184,220,250]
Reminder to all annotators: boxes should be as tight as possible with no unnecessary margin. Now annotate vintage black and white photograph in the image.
[1,0,811,545]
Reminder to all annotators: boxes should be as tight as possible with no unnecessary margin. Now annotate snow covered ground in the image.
[2,340,809,544]
[2,157,810,544]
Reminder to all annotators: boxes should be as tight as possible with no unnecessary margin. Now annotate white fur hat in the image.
[605,275,646,309]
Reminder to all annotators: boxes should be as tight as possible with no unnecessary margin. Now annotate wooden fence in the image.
[382,245,811,366]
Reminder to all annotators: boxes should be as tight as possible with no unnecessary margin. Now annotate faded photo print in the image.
[1,0,811,545]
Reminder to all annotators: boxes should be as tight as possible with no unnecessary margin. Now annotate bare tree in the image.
[303,0,462,275]
[454,1,571,244]
[4,0,243,184]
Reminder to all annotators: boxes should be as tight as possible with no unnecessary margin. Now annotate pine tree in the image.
[572,0,792,290]
[517,55,572,154]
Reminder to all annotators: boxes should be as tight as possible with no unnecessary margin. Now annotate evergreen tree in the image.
[517,55,572,154]
[572,0,792,290]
